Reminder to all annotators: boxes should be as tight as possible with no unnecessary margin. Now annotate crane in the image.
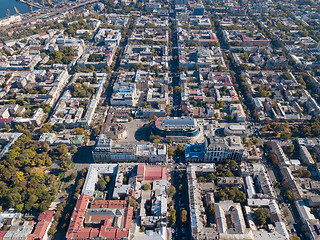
[6,9,10,17]
[14,6,20,15]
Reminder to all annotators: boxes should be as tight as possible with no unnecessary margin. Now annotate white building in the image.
[205,136,246,162]
[94,29,122,45]
[110,82,139,106]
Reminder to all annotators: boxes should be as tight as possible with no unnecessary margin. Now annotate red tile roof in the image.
[0,117,13,124]
[27,222,51,240]
[137,163,167,181]
[144,166,167,181]
[182,104,191,113]
[38,211,55,222]
[84,216,112,226]
[0,231,7,240]
[189,90,199,95]
[90,200,127,209]
[66,195,92,239]
[123,207,133,229]
[137,163,145,176]
[193,107,205,116]
[193,96,203,100]
[99,228,130,239]
[232,6,246,10]
[66,195,133,240]
[27,211,55,240]
[241,34,269,43]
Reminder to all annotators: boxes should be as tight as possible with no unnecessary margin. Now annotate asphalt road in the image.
[172,167,192,240]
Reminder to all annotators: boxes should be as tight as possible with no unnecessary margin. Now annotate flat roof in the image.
[163,118,196,126]
[229,125,246,131]
[82,164,118,196]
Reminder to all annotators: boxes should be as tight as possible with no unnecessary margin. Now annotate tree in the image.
[197,176,206,183]
[129,197,137,207]
[48,227,57,235]
[39,201,50,212]
[74,65,81,73]
[60,156,72,172]
[40,123,52,133]
[168,186,176,198]
[173,86,183,94]
[43,142,50,152]
[96,178,106,191]
[92,72,97,81]
[189,100,197,106]
[93,128,100,137]
[30,168,44,178]
[218,187,246,202]
[207,203,215,215]
[242,53,249,60]
[71,145,78,154]
[57,144,68,155]
[256,86,271,97]
[73,127,86,135]
[82,31,91,41]
[141,102,147,108]
[302,169,311,178]
[282,72,291,80]
[169,208,176,227]
[165,105,171,116]
[142,183,152,190]
[0,131,62,212]
[269,150,280,165]
[225,170,234,177]
[15,204,24,212]
[252,138,259,145]
[168,145,174,157]
[208,173,216,181]
[167,137,174,144]
[176,144,185,158]
[280,132,292,140]
[234,190,246,202]
[286,190,294,201]
[229,160,237,171]
[180,209,187,224]
[253,208,270,226]
[5,124,10,132]
[70,172,77,180]
[225,115,234,122]
[153,138,161,143]
[16,172,24,181]
[140,226,146,232]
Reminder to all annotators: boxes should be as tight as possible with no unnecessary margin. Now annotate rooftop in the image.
[137,163,167,181]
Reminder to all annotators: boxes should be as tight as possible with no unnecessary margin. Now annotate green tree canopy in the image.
[253,208,270,226]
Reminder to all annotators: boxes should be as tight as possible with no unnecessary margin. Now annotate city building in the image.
[27,211,55,240]
[205,136,246,162]
[92,135,167,163]
[185,136,247,162]
[67,163,168,239]
[152,117,200,142]
[229,104,246,122]
[214,201,254,239]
